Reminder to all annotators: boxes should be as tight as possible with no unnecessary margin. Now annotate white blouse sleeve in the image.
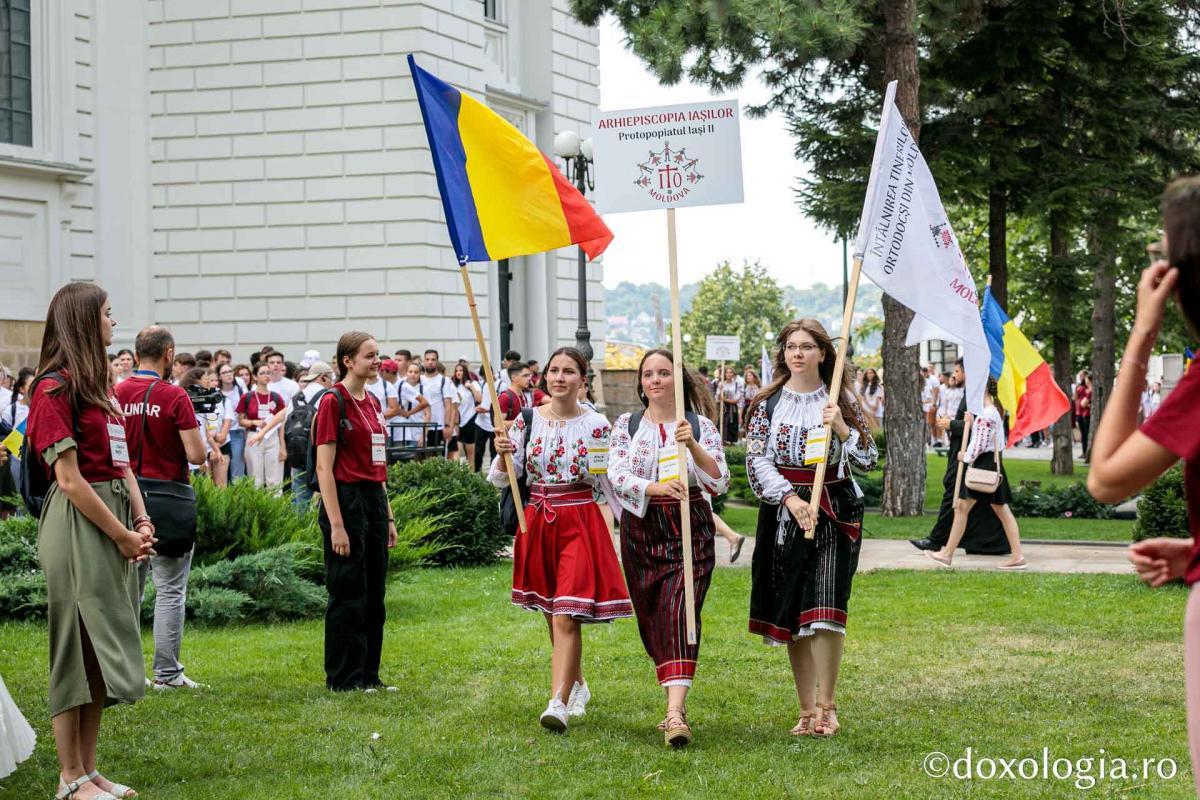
[608,413,651,518]
[962,411,996,464]
[487,411,527,487]
[840,399,879,473]
[745,401,792,505]
[692,415,731,497]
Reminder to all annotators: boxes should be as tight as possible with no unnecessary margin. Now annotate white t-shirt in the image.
[268,377,299,405]
[221,384,245,430]
[475,383,496,433]
[921,375,940,410]
[419,373,457,426]
[366,377,400,412]
[1,399,28,431]
[455,381,479,427]
[0,387,10,410]
[396,381,424,443]
[197,401,228,455]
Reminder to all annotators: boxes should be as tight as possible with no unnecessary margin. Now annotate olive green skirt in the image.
[38,469,144,717]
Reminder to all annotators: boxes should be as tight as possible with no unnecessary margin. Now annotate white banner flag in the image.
[760,345,773,386]
[853,81,989,414]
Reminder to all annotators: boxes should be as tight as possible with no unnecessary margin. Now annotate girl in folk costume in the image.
[717,366,743,445]
[609,350,730,746]
[926,377,1027,570]
[746,319,878,738]
[490,347,632,732]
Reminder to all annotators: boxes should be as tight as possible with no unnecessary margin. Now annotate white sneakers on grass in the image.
[566,681,590,717]
[541,681,590,732]
[153,674,206,690]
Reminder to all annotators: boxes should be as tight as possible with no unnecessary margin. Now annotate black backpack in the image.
[285,391,318,470]
[303,388,349,492]
[498,407,534,536]
[627,408,703,440]
[20,372,77,518]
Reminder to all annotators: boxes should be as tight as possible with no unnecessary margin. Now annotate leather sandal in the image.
[86,771,137,799]
[790,708,817,736]
[663,707,692,747]
[56,776,116,800]
[813,702,840,737]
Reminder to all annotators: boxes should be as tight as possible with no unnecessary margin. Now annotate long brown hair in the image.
[36,282,115,412]
[334,331,376,380]
[635,348,716,421]
[985,376,1005,418]
[1163,176,1200,338]
[747,318,869,440]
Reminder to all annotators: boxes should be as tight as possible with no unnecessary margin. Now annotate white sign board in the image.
[593,99,744,214]
[705,335,741,362]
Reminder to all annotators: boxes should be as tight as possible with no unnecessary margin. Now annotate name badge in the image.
[107,422,130,467]
[657,443,681,483]
[371,432,386,465]
[257,404,270,420]
[804,426,829,466]
[586,436,608,475]
[205,416,218,433]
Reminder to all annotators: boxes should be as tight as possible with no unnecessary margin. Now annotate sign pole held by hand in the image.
[459,263,527,534]
[805,256,863,540]
[667,208,697,645]
[718,360,725,443]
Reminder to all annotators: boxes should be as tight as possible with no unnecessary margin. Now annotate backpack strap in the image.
[764,388,783,422]
[627,409,644,438]
[628,408,703,440]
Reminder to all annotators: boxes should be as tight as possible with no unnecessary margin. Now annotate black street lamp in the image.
[554,131,596,369]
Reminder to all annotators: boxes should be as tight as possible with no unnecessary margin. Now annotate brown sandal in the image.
[664,707,692,747]
[790,708,817,736]
[813,702,840,737]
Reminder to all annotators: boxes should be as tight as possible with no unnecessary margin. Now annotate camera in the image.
[186,384,223,414]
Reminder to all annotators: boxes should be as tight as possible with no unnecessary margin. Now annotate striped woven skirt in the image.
[748,467,864,645]
[511,483,632,622]
[620,488,716,686]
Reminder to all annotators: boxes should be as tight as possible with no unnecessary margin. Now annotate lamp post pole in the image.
[555,132,596,381]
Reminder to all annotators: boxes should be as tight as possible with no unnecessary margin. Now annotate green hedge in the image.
[1010,482,1114,520]
[1134,464,1189,542]
[387,458,505,566]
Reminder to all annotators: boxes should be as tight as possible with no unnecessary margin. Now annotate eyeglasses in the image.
[784,343,820,354]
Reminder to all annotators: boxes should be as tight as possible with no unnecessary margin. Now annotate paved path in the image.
[709,534,1133,575]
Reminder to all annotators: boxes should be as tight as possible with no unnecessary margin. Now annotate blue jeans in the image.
[292,467,312,512]
[228,428,246,481]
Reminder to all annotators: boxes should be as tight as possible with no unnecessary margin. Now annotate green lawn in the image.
[922,455,1089,509]
[0,566,1191,798]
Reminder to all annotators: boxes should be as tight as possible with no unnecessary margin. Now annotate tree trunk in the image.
[880,0,925,515]
[988,177,1007,308]
[1087,199,1117,461]
[1049,213,1075,475]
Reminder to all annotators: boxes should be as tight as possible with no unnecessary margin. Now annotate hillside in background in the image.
[605,280,884,354]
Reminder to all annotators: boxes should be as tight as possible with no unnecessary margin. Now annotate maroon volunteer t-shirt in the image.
[28,374,126,483]
[235,390,284,423]
[114,375,198,481]
[314,384,387,484]
[1141,365,1200,584]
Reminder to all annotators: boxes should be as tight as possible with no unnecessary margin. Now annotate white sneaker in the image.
[539,698,569,732]
[566,681,590,718]
[153,674,206,690]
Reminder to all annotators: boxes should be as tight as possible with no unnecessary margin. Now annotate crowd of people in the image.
[3,176,1200,798]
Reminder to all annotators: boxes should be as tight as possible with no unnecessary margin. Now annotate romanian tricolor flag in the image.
[2,418,24,458]
[408,55,613,265]
[981,287,1071,446]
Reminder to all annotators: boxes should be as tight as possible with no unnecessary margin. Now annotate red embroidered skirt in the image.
[511,483,633,622]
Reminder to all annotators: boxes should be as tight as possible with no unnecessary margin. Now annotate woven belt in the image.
[777,466,859,542]
[529,482,593,524]
[648,486,705,506]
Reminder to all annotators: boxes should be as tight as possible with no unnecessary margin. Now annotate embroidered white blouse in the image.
[608,412,731,518]
[745,386,878,505]
[962,405,1004,463]
[487,407,611,491]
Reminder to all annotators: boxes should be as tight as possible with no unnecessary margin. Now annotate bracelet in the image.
[132,514,152,527]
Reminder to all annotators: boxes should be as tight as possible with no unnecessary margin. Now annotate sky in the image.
[595,17,844,290]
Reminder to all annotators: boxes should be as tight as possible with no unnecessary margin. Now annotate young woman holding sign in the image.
[608,349,729,746]
[745,319,877,738]
[29,283,156,800]
[489,347,631,733]
[313,332,398,692]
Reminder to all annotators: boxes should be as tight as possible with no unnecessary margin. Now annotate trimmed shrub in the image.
[0,572,46,621]
[1010,481,1115,520]
[1134,464,1189,542]
[388,458,505,566]
[193,475,319,563]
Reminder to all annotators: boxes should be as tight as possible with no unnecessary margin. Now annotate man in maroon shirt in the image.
[497,362,547,422]
[115,326,207,691]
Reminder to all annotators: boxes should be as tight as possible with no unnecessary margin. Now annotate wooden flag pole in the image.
[459,263,527,534]
[805,256,864,540]
[667,208,697,645]
[952,414,973,509]
[718,360,725,442]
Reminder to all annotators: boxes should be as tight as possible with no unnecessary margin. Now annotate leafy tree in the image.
[679,260,791,368]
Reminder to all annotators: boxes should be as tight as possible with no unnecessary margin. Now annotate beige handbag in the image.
[964,418,1003,494]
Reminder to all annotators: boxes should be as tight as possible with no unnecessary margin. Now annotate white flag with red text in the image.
[853,81,989,415]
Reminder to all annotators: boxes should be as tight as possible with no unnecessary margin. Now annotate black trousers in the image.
[318,481,389,690]
[474,426,495,471]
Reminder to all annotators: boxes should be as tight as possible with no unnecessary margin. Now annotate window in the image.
[0,0,32,146]
[482,0,499,22]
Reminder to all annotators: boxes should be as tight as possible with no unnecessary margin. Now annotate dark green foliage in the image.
[192,474,319,563]
[185,587,253,626]
[0,572,46,621]
[387,458,505,566]
[1134,465,1189,542]
[1009,481,1114,520]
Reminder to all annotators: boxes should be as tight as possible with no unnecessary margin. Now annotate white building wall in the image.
[144,0,605,366]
